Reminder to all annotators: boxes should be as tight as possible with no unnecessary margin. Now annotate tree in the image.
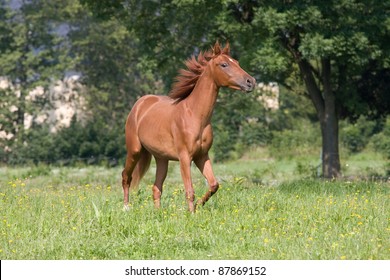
[1,0,160,164]
[0,0,70,155]
[229,0,390,178]
[66,1,160,126]
[80,0,226,86]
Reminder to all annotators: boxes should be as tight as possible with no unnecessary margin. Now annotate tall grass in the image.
[0,159,389,260]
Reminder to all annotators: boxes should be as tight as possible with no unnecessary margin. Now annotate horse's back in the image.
[127,94,173,123]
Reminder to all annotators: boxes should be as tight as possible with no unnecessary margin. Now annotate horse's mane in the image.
[169,50,214,102]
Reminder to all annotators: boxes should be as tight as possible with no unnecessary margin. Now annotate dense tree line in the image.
[1,0,389,176]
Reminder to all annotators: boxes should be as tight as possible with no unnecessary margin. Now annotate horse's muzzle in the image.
[241,76,256,92]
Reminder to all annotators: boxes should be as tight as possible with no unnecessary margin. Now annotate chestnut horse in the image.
[122,42,255,212]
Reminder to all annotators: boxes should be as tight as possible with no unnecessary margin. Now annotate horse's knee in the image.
[121,169,127,180]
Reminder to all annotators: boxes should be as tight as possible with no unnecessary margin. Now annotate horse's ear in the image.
[222,41,230,55]
[213,41,222,56]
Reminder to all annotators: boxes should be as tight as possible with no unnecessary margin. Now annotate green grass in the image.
[0,153,389,260]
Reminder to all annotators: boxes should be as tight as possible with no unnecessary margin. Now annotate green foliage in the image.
[212,89,271,161]
[269,120,321,159]
[371,117,390,159]
[340,116,379,153]
[54,117,126,164]
[211,84,316,162]
[0,0,71,142]
[0,0,158,165]
[295,161,319,179]
[4,116,125,166]
[67,10,161,125]
[250,39,291,82]
[246,1,389,119]
[81,0,229,87]
[1,0,389,172]
[80,0,389,179]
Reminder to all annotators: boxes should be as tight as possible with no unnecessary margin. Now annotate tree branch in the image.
[297,59,325,119]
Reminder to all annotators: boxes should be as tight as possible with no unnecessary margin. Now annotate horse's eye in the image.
[220,62,228,68]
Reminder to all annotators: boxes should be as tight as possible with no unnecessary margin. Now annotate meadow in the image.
[0,149,389,260]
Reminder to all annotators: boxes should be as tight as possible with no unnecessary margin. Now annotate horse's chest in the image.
[194,125,213,153]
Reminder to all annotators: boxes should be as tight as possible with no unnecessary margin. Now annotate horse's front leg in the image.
[179,155,195,212]
[194,155,219,207]
[152,158,168,208]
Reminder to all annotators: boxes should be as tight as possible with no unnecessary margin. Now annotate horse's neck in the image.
[182,71,219,125]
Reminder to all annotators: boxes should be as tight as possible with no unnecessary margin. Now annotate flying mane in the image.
[169,43,231,102]
[169,51,213,102]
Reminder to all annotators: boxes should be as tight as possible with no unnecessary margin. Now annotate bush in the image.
[5,126,58,165]
[79,142,100,158]
[212,89,273,162]
[371,117,390,159]
[212,123,236,162]
[240,120,271,147]
[269,120,320,158]
[340,116,378,153]
[3,116,126,166]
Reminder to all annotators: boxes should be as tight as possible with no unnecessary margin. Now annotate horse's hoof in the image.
[188,204,196,213]
[123,205,130,212]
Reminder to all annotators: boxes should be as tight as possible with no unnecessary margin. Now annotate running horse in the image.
[122,42,255,212]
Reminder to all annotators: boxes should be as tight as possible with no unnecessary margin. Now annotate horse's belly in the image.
[138,119,178,160]
[142,138,179,160]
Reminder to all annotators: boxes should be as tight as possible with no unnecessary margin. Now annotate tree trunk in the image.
[320,58,341,178]
[320,110,341,178]
[298,58,341,178]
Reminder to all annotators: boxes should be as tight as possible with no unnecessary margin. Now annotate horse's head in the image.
[210,42,256,92]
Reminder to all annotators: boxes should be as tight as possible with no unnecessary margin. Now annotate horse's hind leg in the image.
[121,147,141,210]
[152,158,168,208]
[194,155,219,207]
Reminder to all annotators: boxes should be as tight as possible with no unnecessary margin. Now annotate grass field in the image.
[0,150,389,260]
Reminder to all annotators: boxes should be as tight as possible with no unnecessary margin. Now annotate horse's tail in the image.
[130,148,152,190]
